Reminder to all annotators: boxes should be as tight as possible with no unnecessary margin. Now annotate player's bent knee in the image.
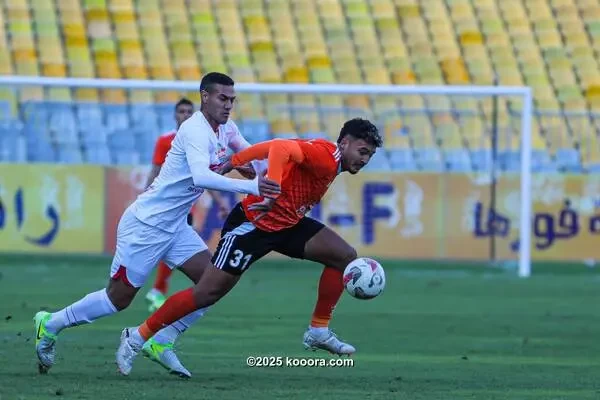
[106,287,136,311]
[106,278,139,311]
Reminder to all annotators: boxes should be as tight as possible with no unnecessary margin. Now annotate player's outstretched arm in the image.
[182,125,261,195]
[180,126,280,197]
[189,158,259,195]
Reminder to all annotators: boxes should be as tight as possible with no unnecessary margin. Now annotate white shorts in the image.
[109,206,208,288]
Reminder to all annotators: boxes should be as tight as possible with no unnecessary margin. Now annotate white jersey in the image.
[132,111,259,233]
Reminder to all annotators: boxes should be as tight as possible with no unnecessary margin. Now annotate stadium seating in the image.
[0,0,598,172]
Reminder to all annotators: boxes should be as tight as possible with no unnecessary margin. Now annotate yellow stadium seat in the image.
[19,89,45,104]
[284,67,310,83]
[31,0,54,8]
[123,65,147,79]
[269,111,294,131]
[296,113,321,135]
[72,88,99,102]
[110,0,133,10]
[365,67,391,84]
[459,31,484,46]
[41,63,66,77]
[382,119,411,149]
[59,9,84,24]
[12,47,36,64]
[441,58,470,84]
[70,62,94,77]
[6,0,28,12]
[148,65,174,80]
[100,89,127,104]
[390,70,416,84]
[95,62,120,78]
[586,85,600,106]
[344,95,370,113]
[0,50,12,75]
[537,31,562,49]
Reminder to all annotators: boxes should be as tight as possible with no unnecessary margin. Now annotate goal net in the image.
[0,76,533,276]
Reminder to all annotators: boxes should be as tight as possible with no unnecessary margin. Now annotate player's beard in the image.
[351,163,364,174]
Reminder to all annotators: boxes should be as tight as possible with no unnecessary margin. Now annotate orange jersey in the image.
[231,138,341,232]
[152,131,176,166]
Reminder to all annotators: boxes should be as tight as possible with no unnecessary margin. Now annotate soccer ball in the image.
[342,257,386,300]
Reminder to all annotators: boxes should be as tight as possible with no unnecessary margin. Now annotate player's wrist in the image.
[248,177,260,196]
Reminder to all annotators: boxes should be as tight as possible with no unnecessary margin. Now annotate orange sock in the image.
[139,287,197,341]
[153,262,172,294]
[310,267,344,328]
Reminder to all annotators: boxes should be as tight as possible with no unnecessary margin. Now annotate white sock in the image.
[309,326,329,337]
[129,327,145,348]
[152,307,209,344]
[45,289,118,335]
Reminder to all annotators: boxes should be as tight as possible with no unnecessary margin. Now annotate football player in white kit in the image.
[33,72,280,377]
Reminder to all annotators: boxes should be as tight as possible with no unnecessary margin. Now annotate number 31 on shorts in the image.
[229,250,252,271]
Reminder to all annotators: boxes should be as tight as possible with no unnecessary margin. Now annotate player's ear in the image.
[338,135,350,151]
[200,90,209,105]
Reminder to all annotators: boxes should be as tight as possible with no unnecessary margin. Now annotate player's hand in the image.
[235,163,256,179]
[248,197,275,212]
[211,158,233,175]
[257,172,281,198]
[248,197,275,221]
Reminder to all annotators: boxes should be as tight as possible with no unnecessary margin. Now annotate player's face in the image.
[340,137,376,174]
[174,104,194,128]
[202,84,236,125]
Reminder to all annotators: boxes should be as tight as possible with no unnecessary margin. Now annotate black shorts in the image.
[212,202,325,275]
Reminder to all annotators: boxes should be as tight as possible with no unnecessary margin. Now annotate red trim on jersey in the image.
[111,265,134,287]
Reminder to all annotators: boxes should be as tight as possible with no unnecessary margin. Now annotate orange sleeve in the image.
[231,139,305,185]
[152,137,169,166]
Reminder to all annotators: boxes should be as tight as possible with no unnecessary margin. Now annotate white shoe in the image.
[116,327,142,376]
[302,328,356,355]
[142,338,191,378]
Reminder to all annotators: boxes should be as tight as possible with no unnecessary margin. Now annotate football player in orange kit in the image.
[117,118,383,374]
[145,98,230,312]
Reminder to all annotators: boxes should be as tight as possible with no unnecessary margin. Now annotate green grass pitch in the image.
[1,255,599,399]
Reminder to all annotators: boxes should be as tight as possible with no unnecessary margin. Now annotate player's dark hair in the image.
[337,118,383,148]
[200,72,235,93]
[175,97,193,110]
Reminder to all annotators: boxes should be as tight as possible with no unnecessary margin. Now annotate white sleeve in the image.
[227,123,251,153]
[181,125,259,195]
[228,125,268,175]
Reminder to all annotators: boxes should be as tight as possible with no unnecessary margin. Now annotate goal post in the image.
[0,76,534,277]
